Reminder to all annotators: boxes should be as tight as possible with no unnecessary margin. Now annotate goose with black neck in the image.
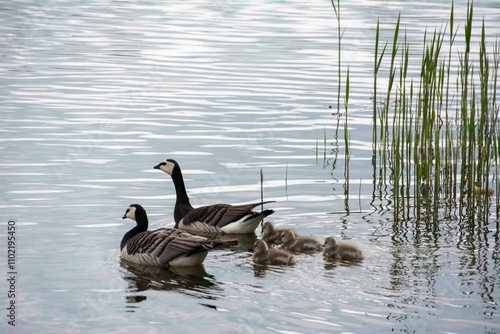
[154,159,275,235]
[121,204,223,268]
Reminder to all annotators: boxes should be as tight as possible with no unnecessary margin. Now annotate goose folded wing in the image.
[157,236,214,265]
[182,204,230,226]
[126,229,181,255]
[182,201,275,228]
[213,203,266,227]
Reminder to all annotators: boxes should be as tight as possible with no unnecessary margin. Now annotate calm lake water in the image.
[1,0,499,333]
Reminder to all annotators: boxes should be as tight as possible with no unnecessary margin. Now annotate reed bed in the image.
[371,1,499,227]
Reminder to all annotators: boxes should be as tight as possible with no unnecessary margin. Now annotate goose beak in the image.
[153,163,161,170]
[122,214,127,219]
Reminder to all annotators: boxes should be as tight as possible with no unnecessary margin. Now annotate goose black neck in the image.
[120,207,149,250]
[171,165,191,205]
[171,165,194,223]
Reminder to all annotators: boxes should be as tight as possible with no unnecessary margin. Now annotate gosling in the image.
[252,239,296,265]
[323,236,363,262]
[278,230,323,253]
[261,221,293,245]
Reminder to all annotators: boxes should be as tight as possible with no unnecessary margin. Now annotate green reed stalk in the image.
[324,126,327,164]
[392,57,401,219]
[344,67,351,200]
[383,15,400,183]
[428,29,445,225]
[444,2,458,206]
[407,81,415,220]
[477,19,489,221]
[386,14,400,116]
[373,19,387,143]
[491,42,499,221]
[433,51,445,225]
[458,0,473,211]
[260,168,264,213]
[373,18,388,188]
[358,177,363,212]
[285,162,288,198]
[377,14,400,213]
[476,19,499,224]
[331,0,342,112]
[316,138,319,164]
[344,120,350,211]
[393,30,411,221]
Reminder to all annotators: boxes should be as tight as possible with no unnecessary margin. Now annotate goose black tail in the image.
[261,209,275,219]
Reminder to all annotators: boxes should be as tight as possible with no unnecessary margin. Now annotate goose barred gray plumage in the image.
[252,239,296,265]
[278,230,323,253]
[323,236,363,262]
[154,158,275,234]
[121,204,223,268]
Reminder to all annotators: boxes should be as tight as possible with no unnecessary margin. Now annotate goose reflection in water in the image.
[218,232,258,252]
[120,259,223,309]
[252,262,297,278]
[323,260,364,271]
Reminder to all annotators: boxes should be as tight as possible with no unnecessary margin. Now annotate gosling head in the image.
[153,159,178,175]
[262,221,274,234]
[122,204,139,221]
[253,239,269,252]
[280,230,295,243]
[323,236,338,249]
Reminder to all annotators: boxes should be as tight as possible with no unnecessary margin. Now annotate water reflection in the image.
[219,232,258,251]
[251,263,297,278]
[382,228,500,332]
[120,260,222,308]
[323,259,363,271]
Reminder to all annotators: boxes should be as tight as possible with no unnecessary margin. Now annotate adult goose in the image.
[121,204,223,268]
[323,236,363,262]
[252,239,296,265]
[154,159,275,235]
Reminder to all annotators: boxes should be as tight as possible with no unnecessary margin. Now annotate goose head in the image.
[323,236,338,249]
[120,204,149,251]
[153,159,178,175]
[122,204,139,221]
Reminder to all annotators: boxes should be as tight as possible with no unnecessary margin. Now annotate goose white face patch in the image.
[158,160,175,175]
[125,206,137,221]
